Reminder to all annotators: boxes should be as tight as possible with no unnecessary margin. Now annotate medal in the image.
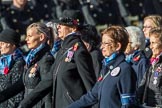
[29,73,36,78]
[153,78,157,85]
[65,51,74,62]
[153,71,158,85]
[28,64,38,78]
[65,43,79,62]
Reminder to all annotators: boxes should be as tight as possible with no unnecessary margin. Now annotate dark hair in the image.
[80,25,101,47]
[101,25,129,52]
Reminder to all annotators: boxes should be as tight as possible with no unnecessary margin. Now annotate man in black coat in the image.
[51,9,96,108]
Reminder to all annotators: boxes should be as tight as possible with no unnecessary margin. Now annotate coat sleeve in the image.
[117,65,137,108]
[67,82,99,108]
[19,54,54,108]
[74,48,96,91]
[136,69,149,104]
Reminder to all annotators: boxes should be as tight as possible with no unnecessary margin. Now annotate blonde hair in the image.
[144,15,162,27]
[27,22,52,38]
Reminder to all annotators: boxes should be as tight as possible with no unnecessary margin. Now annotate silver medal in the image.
[153,79,157,85]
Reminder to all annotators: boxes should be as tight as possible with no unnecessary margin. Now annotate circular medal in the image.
[28,73,32,78]
[111,67,120,76]
[153,79,157,85]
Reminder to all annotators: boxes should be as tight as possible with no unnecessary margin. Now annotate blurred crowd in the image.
[1,0,162,32]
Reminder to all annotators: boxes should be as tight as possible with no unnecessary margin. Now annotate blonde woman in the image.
[143,15,162,58]
[0,23,54,108]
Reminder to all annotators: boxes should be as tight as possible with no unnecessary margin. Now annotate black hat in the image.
[57,9,85,27]
[0,29,20,47]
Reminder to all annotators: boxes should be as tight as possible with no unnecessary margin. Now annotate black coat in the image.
[52,33,96,108]
[90,48,103,78]
[0,55,25,108]
[137,54,162,107]
[0,45,54,108]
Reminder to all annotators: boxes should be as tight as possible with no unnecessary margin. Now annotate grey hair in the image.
[126,26,145,50]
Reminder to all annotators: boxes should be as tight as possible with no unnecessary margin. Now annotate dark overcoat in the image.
[0,54,25,108]
[52,33,96,108]
[0,45,54,108]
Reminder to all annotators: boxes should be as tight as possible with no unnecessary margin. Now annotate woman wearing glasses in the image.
[137,27,162,107]
[0,22,54,108]
[143,15,162,59]
[67,25,137,108]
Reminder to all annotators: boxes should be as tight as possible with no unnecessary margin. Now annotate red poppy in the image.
[73,20,78,25]
[97,76,103,81]
[133,55,140,62]
[73,43,78,51]
[4,67,9,75]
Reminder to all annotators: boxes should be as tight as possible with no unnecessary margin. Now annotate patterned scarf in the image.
[51,39,62,56]
[0,48,23,74]
[25,43,45,67]
[102,52,118,66]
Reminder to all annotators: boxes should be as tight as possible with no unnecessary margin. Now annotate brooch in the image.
[111,67,120,76]
[28,64,38,78]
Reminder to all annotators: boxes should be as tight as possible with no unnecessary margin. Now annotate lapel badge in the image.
[65,51,74,62]
[111,67,120,76]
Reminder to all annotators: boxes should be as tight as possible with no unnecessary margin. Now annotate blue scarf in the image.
[125,50,139,63]
[25,43,45,67]
[51,39,62,56]
[102,52,118,66]
[0,48,23,74]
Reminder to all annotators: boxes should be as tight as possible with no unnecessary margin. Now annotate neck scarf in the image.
[150,53,162,65]
[125,50,139,63]
[25,43,45,67]
[51,39,62,56]
[102,52,118,66]
[0,48,23,74]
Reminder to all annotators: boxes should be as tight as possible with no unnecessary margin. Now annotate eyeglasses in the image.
[150,41,161,45]
[100,41,114,46]
[143,26,153,29]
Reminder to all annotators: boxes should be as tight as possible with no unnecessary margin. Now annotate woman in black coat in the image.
[0,22,54,108]
[0,29,25,108]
